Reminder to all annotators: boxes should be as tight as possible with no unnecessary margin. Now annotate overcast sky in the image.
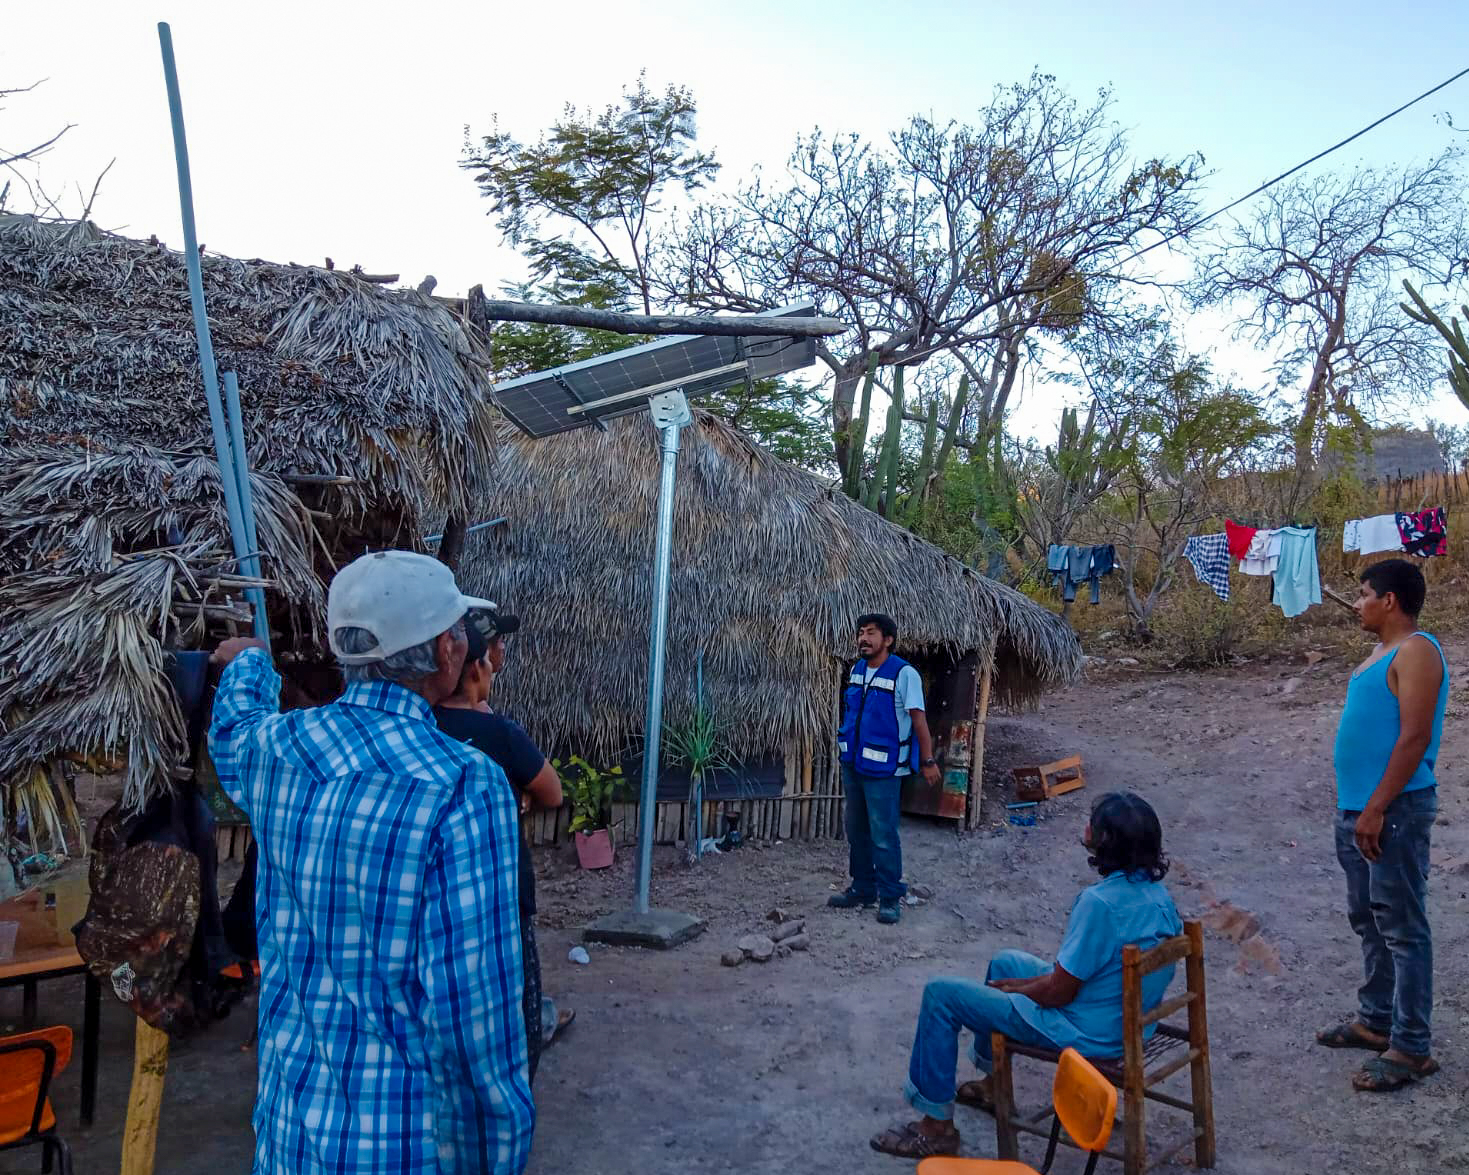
[5,0,1468,437]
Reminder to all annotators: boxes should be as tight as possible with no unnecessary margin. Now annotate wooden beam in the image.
[120,1019,169,1175]
[441,295,849,339]
[967,640,996,831]
[435,515,467,571]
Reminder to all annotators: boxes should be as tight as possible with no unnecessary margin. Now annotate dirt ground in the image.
[11,638,1469,1173]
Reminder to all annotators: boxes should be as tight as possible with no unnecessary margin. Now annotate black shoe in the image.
[877,898,902,925]
[828,889,876,909]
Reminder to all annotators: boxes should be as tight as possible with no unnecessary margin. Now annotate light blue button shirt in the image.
[1012,871,1182,1057]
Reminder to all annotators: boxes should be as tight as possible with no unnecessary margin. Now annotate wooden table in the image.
[0,875,102,1127]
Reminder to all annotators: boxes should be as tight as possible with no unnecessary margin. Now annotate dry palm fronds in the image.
[462,412,1081,763]
[0,212,499,817]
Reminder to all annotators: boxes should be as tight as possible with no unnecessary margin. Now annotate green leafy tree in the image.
[462,74,719,315]
[1105,345,1276,636]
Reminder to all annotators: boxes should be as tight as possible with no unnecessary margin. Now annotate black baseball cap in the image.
[465,608,520,661]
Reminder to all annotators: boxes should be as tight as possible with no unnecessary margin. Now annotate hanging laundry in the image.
[1239,528,1281,576]
[1272,526,1322,618]
[1050,544,1114,605]
[1081,544,1115,605]
[1395,507,1447,557]
[1183,534,1231,601]
[1224,519,1257,561]
[1343,514,1404,556]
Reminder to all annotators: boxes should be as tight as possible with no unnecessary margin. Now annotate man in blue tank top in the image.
[831,613,941,925]
[1319,559,1447,1091]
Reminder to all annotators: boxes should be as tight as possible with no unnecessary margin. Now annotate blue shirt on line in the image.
[209,649,534,1175]
[1011,872,1183,1058]
[1333,631,1449,811]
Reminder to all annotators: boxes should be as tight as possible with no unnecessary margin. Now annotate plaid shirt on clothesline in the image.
[1184,533,1231,601]
[209,649,533,1175]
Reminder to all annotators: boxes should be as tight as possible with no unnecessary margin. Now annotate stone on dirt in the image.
[783,933,810,952]
[738,934,776,962]
[769,919,805,942]
[720,950,745,968]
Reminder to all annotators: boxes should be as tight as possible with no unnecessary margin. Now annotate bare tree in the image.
[1193,149,1468,470]
[0,81,74,213]
[658,72,1202,487]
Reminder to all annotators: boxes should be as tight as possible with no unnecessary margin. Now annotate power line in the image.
[874,63,1469,371]
[1128,62,1469,265]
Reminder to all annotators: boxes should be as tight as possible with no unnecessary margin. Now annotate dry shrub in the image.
[1153,577,1286,667]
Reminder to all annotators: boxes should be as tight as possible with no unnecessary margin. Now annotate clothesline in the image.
[1182,506,1451,619]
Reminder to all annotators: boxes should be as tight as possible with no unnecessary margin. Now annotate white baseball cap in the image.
[327,550,496,665]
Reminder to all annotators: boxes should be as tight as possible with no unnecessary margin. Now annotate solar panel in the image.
[491,302,819,438]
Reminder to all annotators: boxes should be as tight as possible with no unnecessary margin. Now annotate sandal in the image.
[1352,1055,1439,1092]
[869,1121,960,1159]
[955,1080,996,1114]
[552,1008,576,1040]
[1316,1020,1388,1052]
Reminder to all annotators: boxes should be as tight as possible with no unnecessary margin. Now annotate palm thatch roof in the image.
[0,214,498,812]
[463,412,1081,762]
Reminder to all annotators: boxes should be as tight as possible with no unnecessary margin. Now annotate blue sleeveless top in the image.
[1333,631,1448,811]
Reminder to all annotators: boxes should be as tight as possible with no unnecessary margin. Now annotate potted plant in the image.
[557,756,626,870]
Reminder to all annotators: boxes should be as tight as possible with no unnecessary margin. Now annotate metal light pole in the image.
[633,390,691,914]
[584,391,704,947]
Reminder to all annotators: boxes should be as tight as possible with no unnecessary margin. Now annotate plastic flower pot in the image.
[574,828,615,870]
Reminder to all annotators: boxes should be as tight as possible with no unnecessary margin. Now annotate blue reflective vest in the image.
[837,654,920,777]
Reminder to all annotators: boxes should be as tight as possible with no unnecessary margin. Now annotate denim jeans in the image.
[1335,787,1436,1056]
[904,951,1061,1120]
[842,764,905,901]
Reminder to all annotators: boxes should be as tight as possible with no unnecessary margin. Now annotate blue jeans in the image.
[842,764,905,901]
[1335,788,1436,1056]
[904,951,1060,1121]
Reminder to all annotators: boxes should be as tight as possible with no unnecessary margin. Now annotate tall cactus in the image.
[1402,279,1469,409]
[842,353,879,498]
[905,398,940,524]
[866,365,906,514]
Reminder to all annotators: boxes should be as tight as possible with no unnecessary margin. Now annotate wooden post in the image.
[1184,921,1217,1169]
[1121,945,1146,1175]
[991,1033,1019,1160]
[800,749,814,839]
[966,640,996,831]
[120,1019,170,1175]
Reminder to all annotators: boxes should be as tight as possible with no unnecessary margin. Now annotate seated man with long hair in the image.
[871,792,1182,1160]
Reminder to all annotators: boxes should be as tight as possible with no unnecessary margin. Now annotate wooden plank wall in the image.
[526,738,847,848]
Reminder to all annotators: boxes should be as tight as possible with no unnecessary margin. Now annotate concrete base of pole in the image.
[583,908,706,950]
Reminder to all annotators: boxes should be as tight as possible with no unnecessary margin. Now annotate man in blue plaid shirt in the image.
[210,550,534,1174]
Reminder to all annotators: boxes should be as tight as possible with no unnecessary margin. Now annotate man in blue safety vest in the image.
[830,613,941,924]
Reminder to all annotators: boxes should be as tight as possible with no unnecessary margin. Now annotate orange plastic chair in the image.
[0,1025,74,1175]
[918,1048,1117,1175]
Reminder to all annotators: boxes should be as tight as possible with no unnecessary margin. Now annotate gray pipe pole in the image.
[633,401,687,914]
[158,23,262,640]
[222,371,269,644]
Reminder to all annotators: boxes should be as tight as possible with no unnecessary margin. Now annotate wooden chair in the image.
[921,1048,1118,1175]
[991,920,1215,1175]
[0,1025,75,1175]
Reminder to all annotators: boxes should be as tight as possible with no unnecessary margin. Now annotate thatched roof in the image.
[463,412,1081,762]
[0,214,498,809]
